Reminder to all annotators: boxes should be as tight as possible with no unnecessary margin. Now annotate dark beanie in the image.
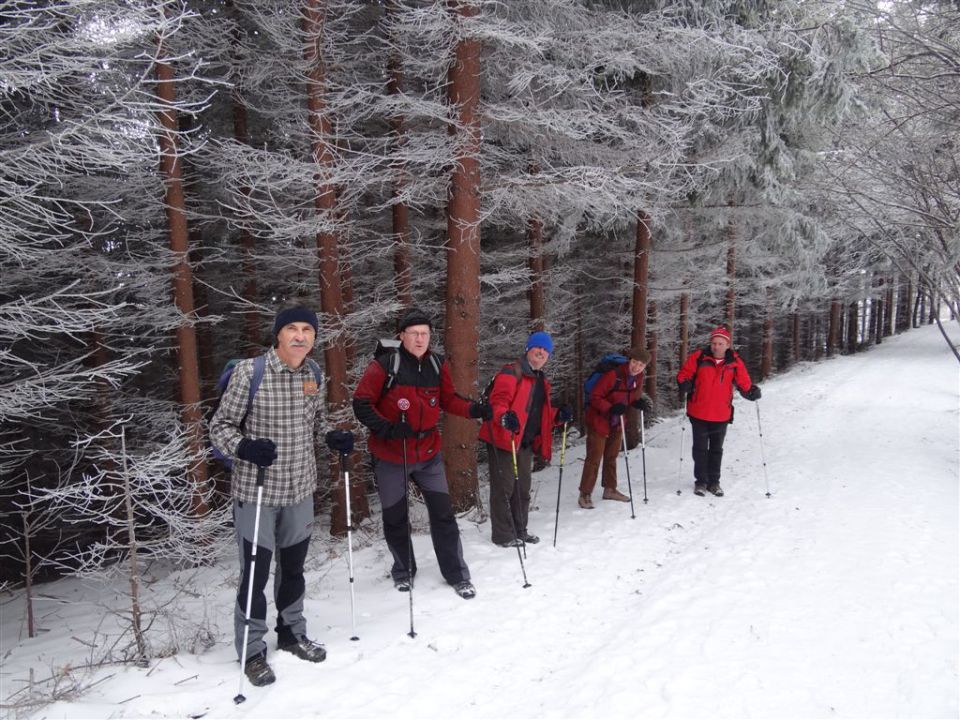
[397,307,433,333]
[625,347,651,364]
[273,306,319,336]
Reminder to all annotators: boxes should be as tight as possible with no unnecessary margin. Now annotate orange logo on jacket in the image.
[303,380,319,396]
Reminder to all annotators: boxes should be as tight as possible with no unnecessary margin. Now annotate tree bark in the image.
[303,0,369,534]
[443,0,482,510]
[846,300,859,353]
[761,288,773,378]
[387,1,413,307]
[155,33,209,517]
[678,291,690,381]
[528,212,546,331]
[724,218,736,329]
[827,298,841,357]
[230,88,263,354]
[627,210,651,448]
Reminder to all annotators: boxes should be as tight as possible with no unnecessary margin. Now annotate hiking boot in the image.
[520,533,540,544]
[602,488,630,502]
[278,636,327,663]
[496,538,522,548]
[243,653,276,687]
[394,576,412,592]
[453,580,477,599]
[694,481,706,496]
[578,493,594,509]
[707,483,724,497]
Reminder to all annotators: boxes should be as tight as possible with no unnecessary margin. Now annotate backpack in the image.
[211,354,323,470]
[583,353,628,401]
[374,338,441,399]
[479,363,523,406]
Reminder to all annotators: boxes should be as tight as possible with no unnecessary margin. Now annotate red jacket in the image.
[677,347,754,423]
[352,347,473,464]
[585,363,645,438]
[479,359,559,461]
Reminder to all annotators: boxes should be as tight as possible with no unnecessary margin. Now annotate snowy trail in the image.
[4,324,957,720]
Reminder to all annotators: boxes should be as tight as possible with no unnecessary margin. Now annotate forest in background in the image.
[2,0,957,620]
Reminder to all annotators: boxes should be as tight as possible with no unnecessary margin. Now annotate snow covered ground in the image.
[2,323,957,720]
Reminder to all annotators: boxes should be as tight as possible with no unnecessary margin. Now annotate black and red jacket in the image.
[585,363,646,438]
[677,347,754,423]
[353,346,473,464]
[479,358,560,462]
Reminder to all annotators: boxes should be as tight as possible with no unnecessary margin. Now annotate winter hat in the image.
[273,306,319,337]
[525,331,554,354]
[709,325,732,344]
[397,307,433,333]
[625,347,651,364]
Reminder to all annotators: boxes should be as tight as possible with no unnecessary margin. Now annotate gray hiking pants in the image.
[233,495,314,661]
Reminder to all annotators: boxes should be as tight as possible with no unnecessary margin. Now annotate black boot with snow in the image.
[707,483,724,497]
[694,481,706,496]
[453,581,476,599]
[243,653,276,687]
[278,636,327,663]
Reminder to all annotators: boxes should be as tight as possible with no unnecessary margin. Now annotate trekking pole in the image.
[676,422,685,496]
[340,451,359,641]
[619,415,636,519]
[234,465,266,705]
[552,422,568,548]
[397,399,416,638]
[639,410,649,504]
[755,402,771,498]
[508,437,532,587]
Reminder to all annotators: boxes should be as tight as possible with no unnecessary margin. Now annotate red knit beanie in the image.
[709,325,731,343]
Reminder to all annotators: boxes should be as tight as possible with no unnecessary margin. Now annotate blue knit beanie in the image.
[273,306,319,336]
[525,331,554,354]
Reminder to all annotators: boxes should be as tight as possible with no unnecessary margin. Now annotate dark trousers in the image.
[486,443,532,545]
[689,417,728,485]
[233,496,313,661]
[374,453,470,586]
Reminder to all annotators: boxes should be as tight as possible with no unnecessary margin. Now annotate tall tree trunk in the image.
[387,0,413,307]
[443,0,482,510]
[846,300,859,353]
[791,312,801,363]
[884,277,895,337]
[627,210,651,448]
[761,288,773,378]
[678,292,689,370]
[574,280,585,430]
[724,219,736,329]
[874,277,884,345]
[230,89,262,354]
[528,212,546,331]
[827,298,841,357]
[155,33,209,517]
[645,299,658,407]
[303,0,369,534]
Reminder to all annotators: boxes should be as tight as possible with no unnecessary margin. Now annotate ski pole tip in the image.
[233,694,246,705]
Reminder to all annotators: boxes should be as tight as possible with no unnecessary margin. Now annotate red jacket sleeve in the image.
[588,369,618,414]
[677,350,701,383]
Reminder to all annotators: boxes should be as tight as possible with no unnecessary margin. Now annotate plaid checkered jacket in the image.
[209,348,324,505]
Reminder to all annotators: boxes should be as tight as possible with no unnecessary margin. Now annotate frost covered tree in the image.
[1,1,222,588]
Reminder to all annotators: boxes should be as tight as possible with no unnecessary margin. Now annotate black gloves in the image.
[380,422,416,440]
[678,379,693,397]
[632,395,653,413]
[609,403,627,417]
[500,410,521,432]
[555,405,573,423]
[469,401,494,421]
[237,438,277,468]
[325,430,355,454]
[742,385,762,401]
